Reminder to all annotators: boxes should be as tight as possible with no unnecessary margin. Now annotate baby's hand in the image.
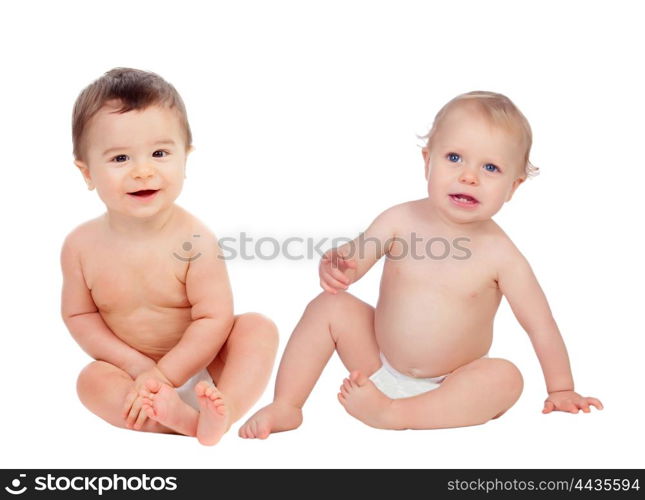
[122,366,172,429]
[319,248,357,294]
[543,390,603,414]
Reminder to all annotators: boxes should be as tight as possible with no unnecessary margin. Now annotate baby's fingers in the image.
[320,278,345,294]
[321,249,334,262]
[583,397,603,411]
[132,406,148,430]
[563,401,579,414]
[342,257,357,269]
[321,272,348,291]
[327,266,350,286]
[576,400,591,413]
[320,279,337,294]
[125,398,143,428]
[121,389,137,419]
[542,401,555,414]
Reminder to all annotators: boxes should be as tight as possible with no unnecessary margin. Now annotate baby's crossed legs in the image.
[76,312,278,444]
[240,292,523,437]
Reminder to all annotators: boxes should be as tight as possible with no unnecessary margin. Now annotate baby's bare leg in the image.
[195,313,278,445]
[76,361,176,434]
[340,358,523,429]
[239,292,382,439]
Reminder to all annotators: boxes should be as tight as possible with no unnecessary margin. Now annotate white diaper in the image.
[175,368,213,410]
[369,353,447,399]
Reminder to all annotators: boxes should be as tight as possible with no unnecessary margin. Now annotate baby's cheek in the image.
[165,176,185,200]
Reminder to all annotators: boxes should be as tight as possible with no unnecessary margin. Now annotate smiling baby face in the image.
[74,102,190,219]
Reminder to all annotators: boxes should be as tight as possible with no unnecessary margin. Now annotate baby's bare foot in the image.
[140,379,198,436]
[238,402,303,439]
[195,381,230,446]
[338,371,395,429]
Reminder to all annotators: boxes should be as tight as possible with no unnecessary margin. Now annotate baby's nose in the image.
[131,161,155,179]
[458,170,479,185]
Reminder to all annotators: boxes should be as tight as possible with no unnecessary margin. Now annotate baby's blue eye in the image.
[112,154,129,163]
[448,153,461,163]
[484,163,499,173]
[152,150,168,158]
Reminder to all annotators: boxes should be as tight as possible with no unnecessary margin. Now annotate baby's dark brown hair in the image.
[72,68,192,160]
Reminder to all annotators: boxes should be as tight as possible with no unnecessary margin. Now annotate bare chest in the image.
[82,244,190,314]
[385,236,499,300]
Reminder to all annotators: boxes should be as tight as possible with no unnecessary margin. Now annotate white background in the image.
[1,0,643,469]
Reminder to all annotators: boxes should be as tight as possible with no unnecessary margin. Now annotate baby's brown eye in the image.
[152,150,167,158]
[113,154,128,162]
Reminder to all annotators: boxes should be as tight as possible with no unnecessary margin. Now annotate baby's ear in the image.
[422,147,431,180]
[185,146,194,179]
[74,160,94,191]
[506,176,525,202]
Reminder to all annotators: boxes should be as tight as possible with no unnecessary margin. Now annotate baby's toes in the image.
[349,371,368,386]
[208,390,224,404]
[206,386,221,400]
[144,378,162,394]
[244,420,258,439]
[195,380,211,397]
[211,399,227,416]
[250,414,269,438]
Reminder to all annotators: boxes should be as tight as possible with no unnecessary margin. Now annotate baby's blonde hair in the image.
[423,91,539,178]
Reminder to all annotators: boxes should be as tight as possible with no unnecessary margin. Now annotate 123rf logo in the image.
[4,473,178,496]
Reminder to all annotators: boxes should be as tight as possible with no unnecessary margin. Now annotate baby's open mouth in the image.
[449,193,480,206]
[128,189,159,197]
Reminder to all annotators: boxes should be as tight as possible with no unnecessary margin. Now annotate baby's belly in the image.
[374,291,497,378]
[101,306,192,361]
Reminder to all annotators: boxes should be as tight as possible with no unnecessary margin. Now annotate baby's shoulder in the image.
[389,199,425,215]
[60,216,105,268]
[170,206,218,242]
[169,207,224,263]
[62,216,103,250]
[375,199,423,224]
[479,222,526,265]
[364,200,420,236]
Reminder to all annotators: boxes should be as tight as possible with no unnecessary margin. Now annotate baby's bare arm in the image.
[60,233,154,378]
[157,231,234,387]
[321,205,399,291]
[497,245,574,393]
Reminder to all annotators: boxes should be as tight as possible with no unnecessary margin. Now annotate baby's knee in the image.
[233,312,279,349]
[76,361,105,403]
[76,361,126,400]
[307,290,354,315]
[77,361,105,390]
[490,358,524,399]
